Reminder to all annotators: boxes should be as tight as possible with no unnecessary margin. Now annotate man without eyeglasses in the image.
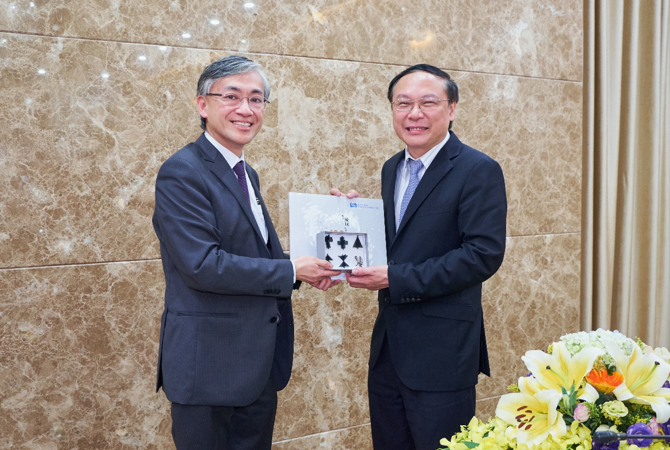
[153,55,340,450]
[332,64,507,450]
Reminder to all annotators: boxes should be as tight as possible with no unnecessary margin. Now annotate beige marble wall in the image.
[0,0,582,448]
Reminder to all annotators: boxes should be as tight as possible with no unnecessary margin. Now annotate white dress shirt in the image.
[394,132,451,230]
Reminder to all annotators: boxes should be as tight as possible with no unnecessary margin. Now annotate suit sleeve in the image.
[153,155,294,297]
[387,157,507,302]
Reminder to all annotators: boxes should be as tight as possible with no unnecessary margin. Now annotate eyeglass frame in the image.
[390,97,452,111]
[204,92,271,110]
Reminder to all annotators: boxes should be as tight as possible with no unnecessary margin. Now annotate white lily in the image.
[607,342,670,422]
[653,346,670,364]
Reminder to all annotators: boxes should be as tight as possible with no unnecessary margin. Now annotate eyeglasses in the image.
[205,93,270,111]
[391,97,450,111]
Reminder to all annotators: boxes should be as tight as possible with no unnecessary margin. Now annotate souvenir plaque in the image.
[316,231,368,271]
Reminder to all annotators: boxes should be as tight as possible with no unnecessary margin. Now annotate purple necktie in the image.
[232,161,250,204]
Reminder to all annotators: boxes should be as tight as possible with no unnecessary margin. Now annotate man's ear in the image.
[447,101,457,121]
[196,95,208,120]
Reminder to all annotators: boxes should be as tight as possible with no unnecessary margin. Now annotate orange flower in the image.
[586,369,624,394]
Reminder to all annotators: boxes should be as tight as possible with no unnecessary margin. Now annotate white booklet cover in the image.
[288,193,387,279]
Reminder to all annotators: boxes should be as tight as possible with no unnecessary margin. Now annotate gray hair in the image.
[197,55,271,130]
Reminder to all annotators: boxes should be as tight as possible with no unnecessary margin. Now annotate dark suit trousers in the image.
[171,375,278,450]
[368,336,476,450]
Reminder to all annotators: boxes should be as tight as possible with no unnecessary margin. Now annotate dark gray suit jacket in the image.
[153,133,296,406]
[373,132,507,392]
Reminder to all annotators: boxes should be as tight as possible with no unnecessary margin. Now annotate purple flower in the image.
[658,382,670,435]
[627,423,653,447]
[660,417,670,435]
[592,440,620,450]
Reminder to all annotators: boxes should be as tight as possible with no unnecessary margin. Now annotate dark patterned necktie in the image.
[232,161,250,204]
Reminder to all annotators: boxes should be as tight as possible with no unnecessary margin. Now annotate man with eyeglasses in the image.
[152,55,340,450]
[333,64,507,449]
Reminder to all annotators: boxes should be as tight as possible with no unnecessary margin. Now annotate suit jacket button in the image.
[384,297,390,303]
[388,260,394,265]
[270,316,277,323]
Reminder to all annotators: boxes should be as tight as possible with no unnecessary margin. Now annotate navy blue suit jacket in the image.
[373,132,507,392]
[153,134,296,406]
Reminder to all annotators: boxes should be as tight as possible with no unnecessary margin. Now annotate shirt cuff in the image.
[290,260,296,284]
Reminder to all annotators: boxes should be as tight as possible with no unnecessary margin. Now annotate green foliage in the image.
[584,402,602,432]
[618,403,654,428]
[558,384,579,424]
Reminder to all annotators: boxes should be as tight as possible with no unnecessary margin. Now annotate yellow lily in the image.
[521,341,604,402]
[607,342,670,422]
[496,389,566,448]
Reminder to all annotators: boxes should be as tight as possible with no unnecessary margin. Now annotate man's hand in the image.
[330,188,361,198]
[293,255,341,285]
[345,265,389,290]
[309,277,342,291]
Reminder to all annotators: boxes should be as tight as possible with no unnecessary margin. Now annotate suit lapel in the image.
[193,134,267,249]
[392,133,462,246]
[247,170,276,258]
[382,151,403,250]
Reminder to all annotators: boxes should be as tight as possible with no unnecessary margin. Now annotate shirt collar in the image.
[403,131,450,170]
[204,132,244,169]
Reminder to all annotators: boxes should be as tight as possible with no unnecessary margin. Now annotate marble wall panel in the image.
[0,33,204,267]
[0,0,582,81]
[0,235,580,449]
[275,284,377,440]
[273,424,371,450]
[0,259,378,449]
[456,74,583,237]
[476,396,501,422]
[0,33,580,269]
[476,233,582,400]
[0,261,170,449]
[271,0,583,81]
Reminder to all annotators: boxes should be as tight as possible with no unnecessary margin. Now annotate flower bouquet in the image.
[439,330,670,450]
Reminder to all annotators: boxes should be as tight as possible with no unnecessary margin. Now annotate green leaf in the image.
[462,441,480,449]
